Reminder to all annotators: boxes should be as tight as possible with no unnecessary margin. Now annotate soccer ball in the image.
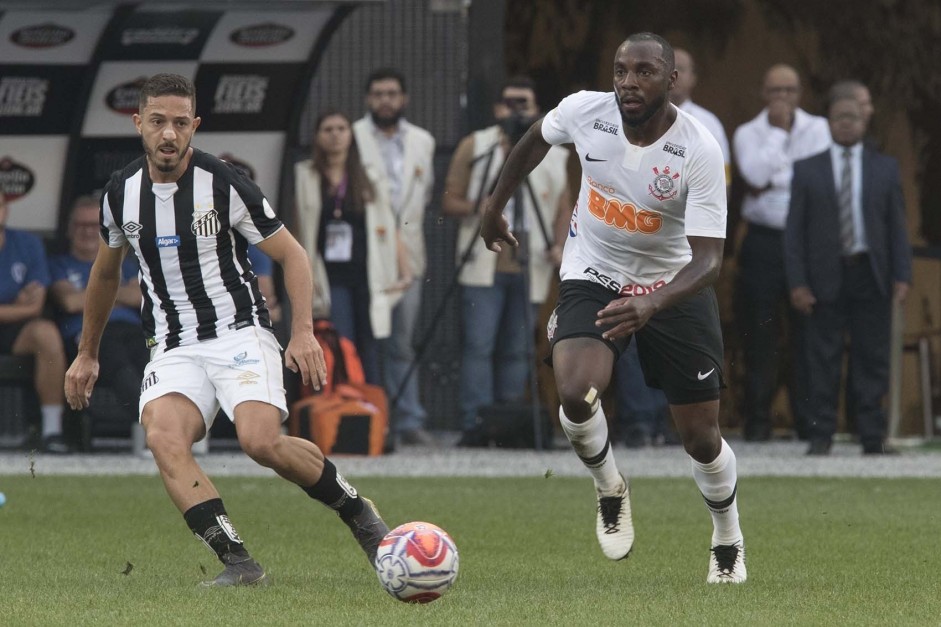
[375,521,459,603]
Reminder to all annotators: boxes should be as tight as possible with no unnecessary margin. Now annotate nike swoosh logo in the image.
[585,154,607,162]
[697,368,715,381]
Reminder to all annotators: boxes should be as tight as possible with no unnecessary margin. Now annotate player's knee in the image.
[556,381,597,422]
[240,436,279,468]
[682,429,721,463]
[145,425,193,458]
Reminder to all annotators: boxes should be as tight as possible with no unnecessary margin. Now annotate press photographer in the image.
[442,76,573,448]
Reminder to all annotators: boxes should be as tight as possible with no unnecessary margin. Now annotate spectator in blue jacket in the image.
[0,193,68,452]
[50,196,147,424]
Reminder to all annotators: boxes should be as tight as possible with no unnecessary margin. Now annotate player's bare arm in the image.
[115,271,143,309]
[479,118,553,252]
[597,236,723,340]
[64,241,126,409]
[256,227,327,390]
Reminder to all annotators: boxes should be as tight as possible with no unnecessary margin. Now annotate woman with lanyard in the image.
[294,110,409,385]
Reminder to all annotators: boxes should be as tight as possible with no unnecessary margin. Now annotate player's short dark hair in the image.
[828,79,866,108]
[622,32,675,72]
[365,68,407,94]
[139,73,196,111]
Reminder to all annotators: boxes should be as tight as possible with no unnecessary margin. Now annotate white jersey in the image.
[541,90,726,295]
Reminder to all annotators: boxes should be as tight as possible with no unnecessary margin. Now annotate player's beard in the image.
[144,137,190,174]
[370,109,403,130]
[618,91,667,128]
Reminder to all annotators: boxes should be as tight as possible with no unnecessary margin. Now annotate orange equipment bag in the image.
[288,320,388,456]
[298,319,366,398]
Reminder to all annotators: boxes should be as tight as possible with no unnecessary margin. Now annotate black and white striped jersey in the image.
[100,148,282,352]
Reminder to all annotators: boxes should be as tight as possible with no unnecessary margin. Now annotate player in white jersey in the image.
[480,33,746,584]
[64,74,388,587]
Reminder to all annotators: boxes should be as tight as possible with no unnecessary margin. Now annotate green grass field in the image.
[2,474,939,626]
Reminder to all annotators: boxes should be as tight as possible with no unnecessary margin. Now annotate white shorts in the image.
[139,326,288,429]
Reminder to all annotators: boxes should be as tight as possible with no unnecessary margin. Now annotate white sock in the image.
[41,405,63,438]
[690,438,743,546]
[559,405,623,495]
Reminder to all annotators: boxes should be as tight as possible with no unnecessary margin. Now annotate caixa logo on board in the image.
[106,77,147,115]
[10,23,75,48]
[229,23,294,47]
[0,157,35,201]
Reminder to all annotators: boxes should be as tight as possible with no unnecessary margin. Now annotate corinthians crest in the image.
[648,165,680,201]
[192,209,221,236]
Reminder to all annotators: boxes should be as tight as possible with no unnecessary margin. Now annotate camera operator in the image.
[442,76,572,446]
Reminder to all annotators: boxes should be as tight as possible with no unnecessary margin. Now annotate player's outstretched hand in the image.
[596,296,657,340]
[65,354,99,410]
[479,203,518,253]
[285,332,328,391]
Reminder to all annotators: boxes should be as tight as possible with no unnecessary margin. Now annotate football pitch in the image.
[3,472,939,626]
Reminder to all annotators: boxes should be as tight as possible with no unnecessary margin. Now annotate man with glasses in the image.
[732,64,830,442]
[785,88,911,456]
[50,195,147,444]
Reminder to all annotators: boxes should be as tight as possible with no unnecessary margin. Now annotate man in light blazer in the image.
[784,86,912,456]
[353,68,437,446]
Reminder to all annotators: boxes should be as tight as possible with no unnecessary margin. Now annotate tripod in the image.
[388,143,554,449]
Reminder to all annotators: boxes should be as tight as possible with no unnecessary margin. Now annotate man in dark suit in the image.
[784,88,913,456]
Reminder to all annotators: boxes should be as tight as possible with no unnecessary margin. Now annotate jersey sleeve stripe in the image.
[230,177,282,241]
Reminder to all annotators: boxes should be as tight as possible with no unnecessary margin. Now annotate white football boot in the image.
[707,542,747,583]
[595,475,634,560]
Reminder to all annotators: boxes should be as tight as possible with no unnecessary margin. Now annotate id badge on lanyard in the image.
[324,175,353,263]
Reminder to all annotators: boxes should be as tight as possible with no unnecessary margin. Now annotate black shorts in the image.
[546,280,725,405]
[0,322,27,354]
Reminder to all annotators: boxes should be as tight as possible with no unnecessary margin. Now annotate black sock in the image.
[301,458,364,522]
[183,498,250,563]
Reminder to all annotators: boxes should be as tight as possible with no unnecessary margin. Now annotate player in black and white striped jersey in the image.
[101,147,275,350]
[65,73,389,587]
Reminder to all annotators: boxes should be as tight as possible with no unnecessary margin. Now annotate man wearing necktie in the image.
[784,86,913,456]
